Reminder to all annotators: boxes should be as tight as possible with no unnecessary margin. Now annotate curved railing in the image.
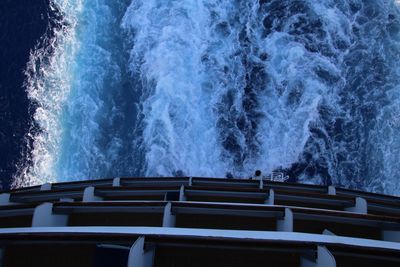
[0,177,399,266]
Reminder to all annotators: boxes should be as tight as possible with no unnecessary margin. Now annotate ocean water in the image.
[0,0,57,189]
[6,0,400,196]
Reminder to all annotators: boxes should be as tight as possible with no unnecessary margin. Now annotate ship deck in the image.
[0,177,399,266]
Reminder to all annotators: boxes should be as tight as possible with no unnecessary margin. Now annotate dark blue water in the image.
[2,0,400,196]
[0,0,61,189]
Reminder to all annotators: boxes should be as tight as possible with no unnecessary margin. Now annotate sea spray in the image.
[121,0,239,177]
[13,0,82,187]
[14,0,400,196]
[121,0,337,178]
[56,0,139,181]
[15,0,139,186]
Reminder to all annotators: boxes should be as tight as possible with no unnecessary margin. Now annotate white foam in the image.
[13,0,83,187]
[121,0,239,177]
[14,0,400,197]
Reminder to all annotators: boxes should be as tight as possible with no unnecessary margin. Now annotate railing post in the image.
[83,186,103,202]
[301,246,336,267]
[345,197,367,214]
[127,236,154,267]
[328,186,336,195]
[323,229,336,236]
[179,185,186,201]
[277,208,293,232]
[32,203,68,227]
[264,189,274,205]
[0,193,11,206]
[112,177,121,187]
[162,202,176,227]
[40,183,52,191]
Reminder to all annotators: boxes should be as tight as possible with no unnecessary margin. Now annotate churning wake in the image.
[14,0,400,196]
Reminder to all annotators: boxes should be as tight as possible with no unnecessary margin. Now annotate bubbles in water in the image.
[14,0,400,196]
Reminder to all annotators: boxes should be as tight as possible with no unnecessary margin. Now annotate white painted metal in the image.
[112,178,121,187]
[127,236,154,267]
[317,246,336,267]
[0,193,11,206]
[264,189,274,205]
[162,202,176,227]
[328,186,336,195]
[1,227,399,251]
[277,208,293,232]
[345,197,367,214]
[32,203,68,227]
[179,185,186,201]
[322,229,336,236]
[83,186,103,202]
[40,183,52,191]
[301,246,336,267]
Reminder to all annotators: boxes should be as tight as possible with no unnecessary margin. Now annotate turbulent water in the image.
[13,0,400,196]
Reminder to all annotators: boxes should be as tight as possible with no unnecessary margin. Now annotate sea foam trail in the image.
[293,0,400,195]
[121,0,333,178]
[55,0,139,181]
[14,0,139,187]
[122,0,233,177]
[121,0,400,194]
[13,0,82,187]
[13,0,400,196]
